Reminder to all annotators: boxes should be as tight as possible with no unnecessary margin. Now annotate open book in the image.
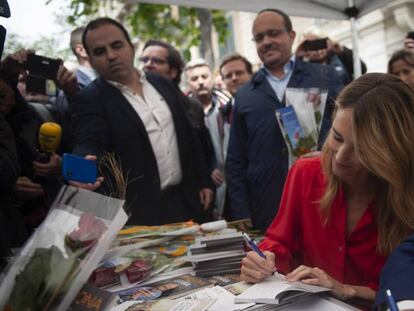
[234,274,329,305]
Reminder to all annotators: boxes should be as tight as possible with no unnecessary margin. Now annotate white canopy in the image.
[126,0,392,20]
[126,0,395,76]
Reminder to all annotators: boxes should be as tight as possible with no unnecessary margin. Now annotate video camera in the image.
[0,0,10,59]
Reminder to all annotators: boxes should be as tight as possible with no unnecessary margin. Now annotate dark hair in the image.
[257,8,293,32]
[219,53,253,77]
[388,49,414,74]
[143,39,184,85]
[70,26,85,55]
[82,17,133,54]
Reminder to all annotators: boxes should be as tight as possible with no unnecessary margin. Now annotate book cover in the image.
[276,106,317,159]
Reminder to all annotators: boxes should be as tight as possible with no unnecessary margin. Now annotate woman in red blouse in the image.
[240,73,414,302]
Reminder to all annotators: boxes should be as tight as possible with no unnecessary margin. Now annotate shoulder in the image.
[73,78,103,99]
[146,71,176,90]
[233,71,266,106]
[288,157,323,181]
[295,59,337,77]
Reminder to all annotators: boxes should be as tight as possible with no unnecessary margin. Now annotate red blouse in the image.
[259,157,386,290]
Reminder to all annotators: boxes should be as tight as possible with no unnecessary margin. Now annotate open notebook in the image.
[234,274,329,305]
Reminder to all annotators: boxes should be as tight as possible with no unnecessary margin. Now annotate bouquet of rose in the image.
[277,87,328,164]
[0,185,127,311]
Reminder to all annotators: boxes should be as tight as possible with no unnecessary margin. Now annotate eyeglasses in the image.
[139,56,168,65]
[252,29,287,43]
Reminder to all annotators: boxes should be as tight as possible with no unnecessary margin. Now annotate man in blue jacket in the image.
[226,8,343,232]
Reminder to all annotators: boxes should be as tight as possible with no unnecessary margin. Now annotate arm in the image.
[287,265,376,301]
[258,160,306,274]
[336,46,367,77]
[70,87,109,157]
[225,98,251,219]
[0,113,20,188]
[177,91,213,210]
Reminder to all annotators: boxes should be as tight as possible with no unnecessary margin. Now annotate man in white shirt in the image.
[70,17,212,225]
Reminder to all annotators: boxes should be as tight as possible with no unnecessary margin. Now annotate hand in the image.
[1,49,32,82]
[286,265,356,300]
[68,155,104,191]
[33,153,62,176]
[56,64,79,95]
[211,168,224,186]
[199,188,213,210]
[327,38,343,54]
[240,250,276,283]
[405,38,414,51]
[14,176,45,200]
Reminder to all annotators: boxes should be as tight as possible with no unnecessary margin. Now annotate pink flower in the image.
[67,213,107,250]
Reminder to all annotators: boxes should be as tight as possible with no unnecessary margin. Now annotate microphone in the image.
[37,122,62,163]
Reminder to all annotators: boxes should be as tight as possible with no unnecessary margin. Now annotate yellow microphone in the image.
[38,122,62,162]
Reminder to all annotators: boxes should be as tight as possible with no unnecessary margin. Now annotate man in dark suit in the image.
[226,9,343,232]
[70,18,212,225]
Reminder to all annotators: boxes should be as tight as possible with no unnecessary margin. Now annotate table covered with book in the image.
[0,186,359,311]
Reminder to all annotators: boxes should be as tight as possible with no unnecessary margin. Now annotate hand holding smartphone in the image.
[25,53,60,80]
[302,38,328,51]
[62,153,97,184]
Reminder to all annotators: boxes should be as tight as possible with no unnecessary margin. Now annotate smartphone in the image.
[26,75,46,94]
[302,38,328,51]
[407,31,414,40]
[25,53,60,80]
[62,153,97,184]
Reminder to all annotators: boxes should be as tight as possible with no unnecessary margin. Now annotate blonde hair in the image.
[320,73,414,255]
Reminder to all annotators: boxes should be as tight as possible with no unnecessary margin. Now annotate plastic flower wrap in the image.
[89,249,177,289]
[277,87,328,164]
[0,185,127,311]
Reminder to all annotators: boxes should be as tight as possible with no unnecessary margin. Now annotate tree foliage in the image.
[3,33,71,60]
[53,0,229,61]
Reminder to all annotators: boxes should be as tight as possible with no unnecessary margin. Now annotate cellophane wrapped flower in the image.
[0,185,127,311]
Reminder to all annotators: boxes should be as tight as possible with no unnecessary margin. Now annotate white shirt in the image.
[108,71,182,189]
[264,55,296,102]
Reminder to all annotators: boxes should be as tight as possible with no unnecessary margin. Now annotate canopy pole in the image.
[346,0,362,78]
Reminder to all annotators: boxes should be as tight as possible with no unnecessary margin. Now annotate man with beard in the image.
[226,8,343,232]
[185,59,231,219]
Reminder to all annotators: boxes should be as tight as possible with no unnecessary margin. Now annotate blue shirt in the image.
[264,55,296,102]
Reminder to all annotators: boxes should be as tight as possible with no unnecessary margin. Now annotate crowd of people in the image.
[1,7,414,309]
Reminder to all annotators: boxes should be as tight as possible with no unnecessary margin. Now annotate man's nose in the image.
[107,48,117,60]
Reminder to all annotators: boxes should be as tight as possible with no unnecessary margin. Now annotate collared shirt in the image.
[77,65,97,82]
[259,157,386,290]
[264,55,296,102]
[108,70,182,189]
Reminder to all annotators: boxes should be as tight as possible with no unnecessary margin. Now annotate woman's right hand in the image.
[240,250,276,283]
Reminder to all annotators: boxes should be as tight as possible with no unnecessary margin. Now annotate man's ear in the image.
[75,44,88,59]
[289,30,297,42]
[169,67,178,80]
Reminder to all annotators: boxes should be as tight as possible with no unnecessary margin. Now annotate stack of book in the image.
[186,232,246,277]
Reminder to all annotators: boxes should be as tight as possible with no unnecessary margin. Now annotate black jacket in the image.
[71,72,210,225]
[0,112,26,271]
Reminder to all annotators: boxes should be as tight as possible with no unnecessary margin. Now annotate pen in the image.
[242,232,266,259]
[385,289,399,311]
